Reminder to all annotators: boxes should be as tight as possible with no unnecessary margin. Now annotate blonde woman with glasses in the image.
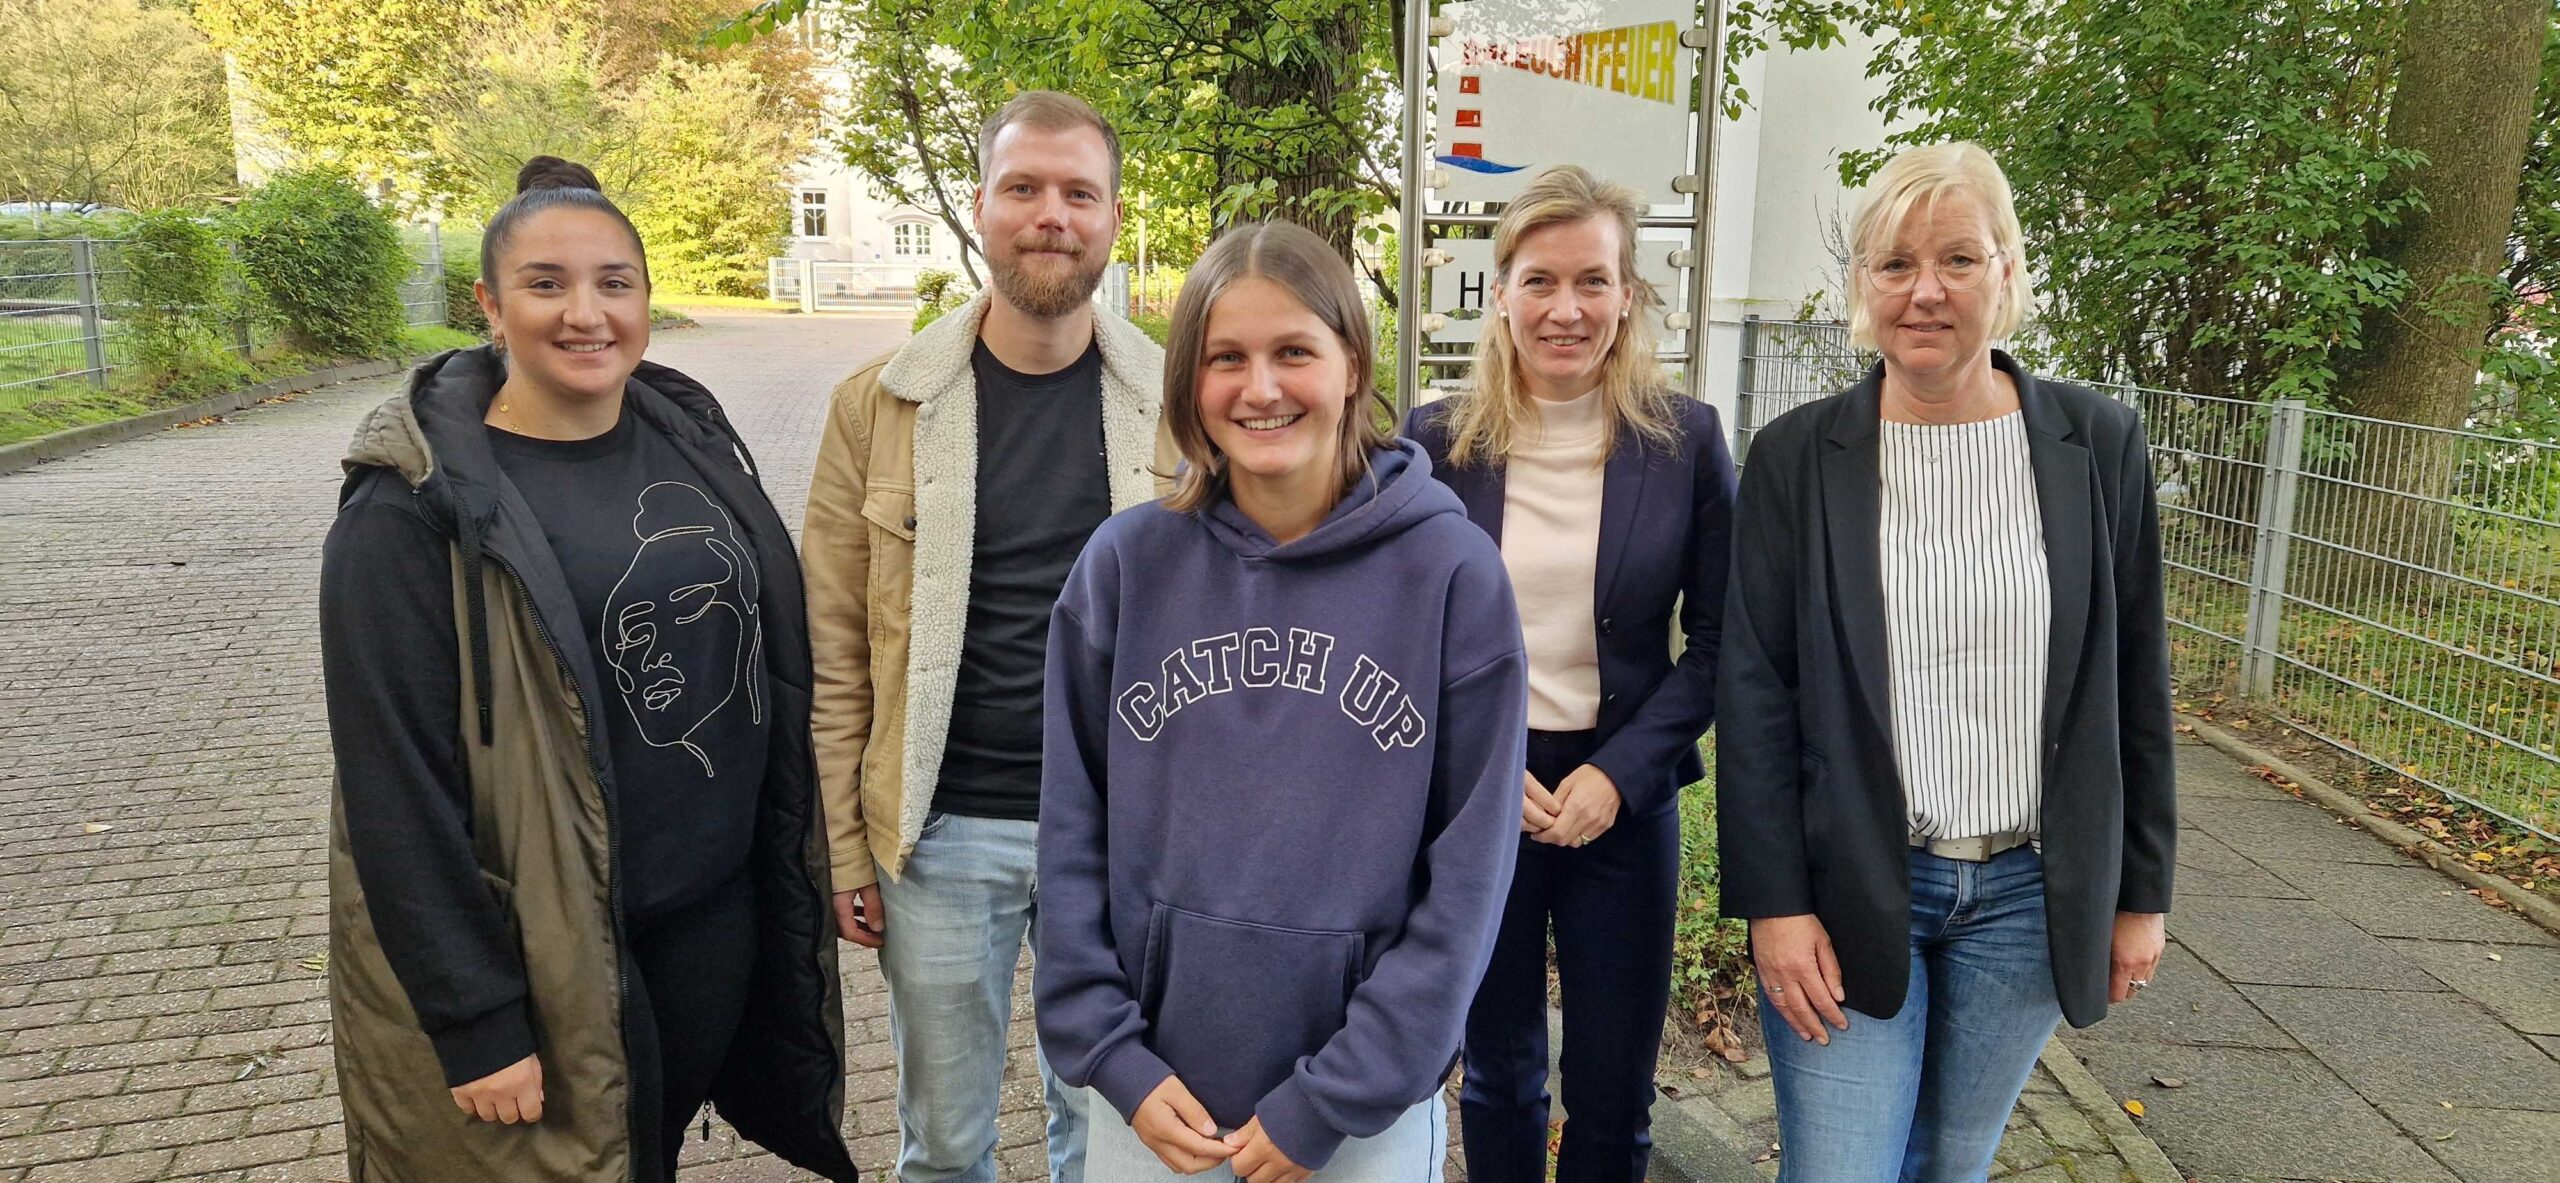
[1402,165,1736,1183]
[1716,140,2175,1181]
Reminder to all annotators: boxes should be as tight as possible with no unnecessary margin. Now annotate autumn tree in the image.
[196,0,481,201]
[725,0,1397,269]
[0,0,237,209]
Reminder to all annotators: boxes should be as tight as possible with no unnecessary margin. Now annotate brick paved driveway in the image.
[0,313,1053,1183]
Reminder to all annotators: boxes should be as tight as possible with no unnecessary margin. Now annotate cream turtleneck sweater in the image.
[1501,388,1606,732]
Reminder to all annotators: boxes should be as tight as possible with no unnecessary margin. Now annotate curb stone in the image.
[1649,1036,2184,1182]
[1649,1078,1772,1183]
[2036,1039,2184,1183]
[0,357,415,477]
[2183,715,2560,938]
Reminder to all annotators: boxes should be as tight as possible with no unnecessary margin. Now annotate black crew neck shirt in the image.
[487,410,768,920]
[934,339,1111,820]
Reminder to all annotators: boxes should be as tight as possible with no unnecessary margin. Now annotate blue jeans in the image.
[1084,1094,1445,1182]
[1762,846,2061,1183]
[877,812,1086,1183]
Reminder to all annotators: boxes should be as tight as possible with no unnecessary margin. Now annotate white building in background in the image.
[1696,25,1899,415]
[777,168,969,289]
[772,13,970,307]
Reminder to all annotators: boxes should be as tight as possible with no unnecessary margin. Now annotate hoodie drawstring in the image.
[455,488,496,747]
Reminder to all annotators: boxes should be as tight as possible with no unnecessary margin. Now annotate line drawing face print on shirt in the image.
[603,481,765,776]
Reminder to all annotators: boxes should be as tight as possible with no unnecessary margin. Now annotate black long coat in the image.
[1715,351,2175,1028]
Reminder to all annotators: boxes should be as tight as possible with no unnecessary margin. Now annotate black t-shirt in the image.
[488,410,768,921]
[934,339,1112,820]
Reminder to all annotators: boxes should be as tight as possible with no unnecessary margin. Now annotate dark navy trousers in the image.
[1460,729,1681,1183]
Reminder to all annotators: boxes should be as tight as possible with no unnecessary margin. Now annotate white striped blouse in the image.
[1878,411,2051,840]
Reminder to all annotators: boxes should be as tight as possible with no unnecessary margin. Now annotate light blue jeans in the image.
[1084,1093,1445,1182]
[877,812,1085,1183]
[1762,845,2062,1183]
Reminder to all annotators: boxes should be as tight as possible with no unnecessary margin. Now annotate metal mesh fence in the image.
[399,225,447,328]
[0,238,135,403]
[1734,318,2560,840]
[0,229,445,411]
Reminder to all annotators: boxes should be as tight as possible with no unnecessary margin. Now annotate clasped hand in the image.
[1522,764,1622,847]
[1133,1076,1310,1182]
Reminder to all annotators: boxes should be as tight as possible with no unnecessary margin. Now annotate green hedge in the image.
[2,177,432,446]
[912,268,970,333]
[112,210,248,392]
[443,253,489,336]
[227,169,410,357]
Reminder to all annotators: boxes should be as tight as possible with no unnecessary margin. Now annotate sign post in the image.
[1394,0,1725,419]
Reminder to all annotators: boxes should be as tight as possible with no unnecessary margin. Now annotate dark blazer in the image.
[1715,351,2175,1029]
[1402,394,1737,817]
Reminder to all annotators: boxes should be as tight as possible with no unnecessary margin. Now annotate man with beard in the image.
[803,91,1176,1183]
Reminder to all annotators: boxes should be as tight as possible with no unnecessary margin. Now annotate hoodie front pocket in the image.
[1140,902,1364,1130]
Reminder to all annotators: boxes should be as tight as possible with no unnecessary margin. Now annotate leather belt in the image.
[1908,831,2035,862]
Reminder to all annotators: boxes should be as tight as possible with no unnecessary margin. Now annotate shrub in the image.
[111,209,247,391]
[911,268,970,333]
[443,252,488,336]
[227,169,410,357]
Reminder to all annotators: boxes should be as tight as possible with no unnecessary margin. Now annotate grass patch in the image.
[1670,737,1758,1058]
[0,315,111,389]
[404,325,483,354]
[2163,517,2560,840]
[1,333,458,448]
[0,382,167,446]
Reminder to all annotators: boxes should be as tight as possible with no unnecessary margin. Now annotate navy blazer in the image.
[1714,351,2176,1029]
[1402,394,1737,817]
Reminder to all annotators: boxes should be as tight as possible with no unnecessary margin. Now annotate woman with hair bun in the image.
[317,156,862,1182]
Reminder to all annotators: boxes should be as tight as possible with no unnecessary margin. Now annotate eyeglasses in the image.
[1861,249,2003,294]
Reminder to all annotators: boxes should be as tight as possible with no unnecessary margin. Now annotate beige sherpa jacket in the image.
[804,294,1177,890]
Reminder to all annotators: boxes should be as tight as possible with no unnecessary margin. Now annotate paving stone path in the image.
[1667,736,2560,1183]
[0,314,960,1183]
[5,314,2555,1183]
[2060,741,2560,1183]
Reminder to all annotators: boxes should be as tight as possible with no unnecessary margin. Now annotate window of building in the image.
[798,190,829,239]
[893,222,932,257]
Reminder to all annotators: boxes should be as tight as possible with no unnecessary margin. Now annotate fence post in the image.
[71,239,108,388]
[424,223,446,328]
[798,258,818,314]
[228,241,254,356]
[1735,315,1760,463]
[2241,398,2309,697]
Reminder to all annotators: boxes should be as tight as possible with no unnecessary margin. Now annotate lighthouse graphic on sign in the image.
[1442,75,1521,175]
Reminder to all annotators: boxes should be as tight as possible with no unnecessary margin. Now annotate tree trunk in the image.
[2311,0,2543,590]
[2339,0,2546,431]
[1218,5,1366,258]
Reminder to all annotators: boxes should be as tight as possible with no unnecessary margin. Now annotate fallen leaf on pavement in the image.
[2151,1075,2185,1089]
[2123,1100,2145,1117]
[80,823,112,834]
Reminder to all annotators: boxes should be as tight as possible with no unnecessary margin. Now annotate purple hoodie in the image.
[1034,440,1529,1169]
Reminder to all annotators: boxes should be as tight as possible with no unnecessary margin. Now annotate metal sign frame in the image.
[1395,0,1725,418]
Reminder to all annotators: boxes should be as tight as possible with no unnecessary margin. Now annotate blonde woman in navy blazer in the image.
[1401,165,1736,1183]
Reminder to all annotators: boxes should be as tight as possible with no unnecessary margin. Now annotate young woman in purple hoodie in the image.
[1035,221,1532,1183]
